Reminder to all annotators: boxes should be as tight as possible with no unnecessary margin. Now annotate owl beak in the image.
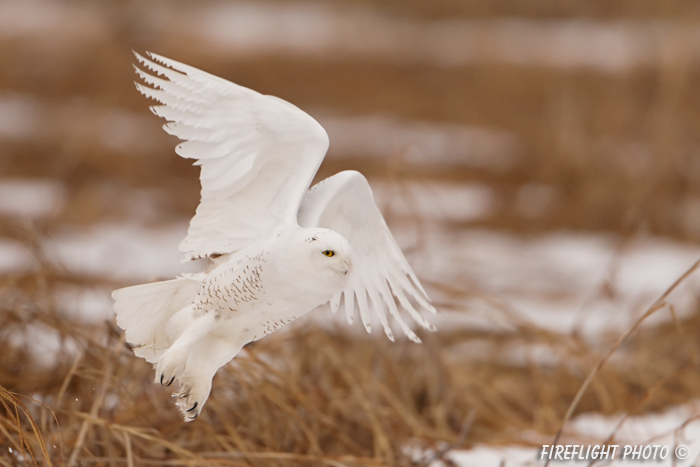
[341,258,352,276]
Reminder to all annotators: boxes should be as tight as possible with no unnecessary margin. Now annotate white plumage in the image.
[113,52,436,421]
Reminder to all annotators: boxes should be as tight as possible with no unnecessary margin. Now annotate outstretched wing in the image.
[134,52,329,261]
[298,171,436,343]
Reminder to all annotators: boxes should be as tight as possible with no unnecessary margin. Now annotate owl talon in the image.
[176,378,211,422]
[155,347,187,387]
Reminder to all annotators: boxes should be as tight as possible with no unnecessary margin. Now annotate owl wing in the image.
[298,171,436,343]
[134,52,329,261]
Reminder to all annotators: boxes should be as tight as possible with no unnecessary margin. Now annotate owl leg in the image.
[155,311,217,387]
[175,335,242,421]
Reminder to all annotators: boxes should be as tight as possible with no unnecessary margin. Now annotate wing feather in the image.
[344,289,355,325]
[355,284,372,334]
[364,267,395,342]
[134,52,329,260]
[298,170,436,341]
[330,293,341,314]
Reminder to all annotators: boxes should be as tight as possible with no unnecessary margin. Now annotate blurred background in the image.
[3,0,700,465]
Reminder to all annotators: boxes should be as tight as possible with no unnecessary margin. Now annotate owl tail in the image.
[113,274,205,364]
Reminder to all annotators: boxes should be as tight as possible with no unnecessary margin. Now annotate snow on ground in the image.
[0,92,518,169]
[0,239,38,273]
[432,402,700,466]
[319,114,519,169]
[0,0,105,44]
[0,95,163,156]
[371,180,496,224]
[0,93,42,140]
[571,403,700,446]
[192,3,697,72]
[54,285,118,323]
[0,178,66,219]
[432,445,539,467]
[0,175,695,356]
[0,178,696,344]
[403,225,700,339]
[44,222,202,282]
[1,0,698,73]
[6,322,81,368]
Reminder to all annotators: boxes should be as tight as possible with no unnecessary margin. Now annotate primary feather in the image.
[134,52,329,261]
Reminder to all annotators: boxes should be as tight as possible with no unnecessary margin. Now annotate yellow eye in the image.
[322,250,335,257]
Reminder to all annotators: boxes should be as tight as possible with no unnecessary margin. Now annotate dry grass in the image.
[2,232,700,466]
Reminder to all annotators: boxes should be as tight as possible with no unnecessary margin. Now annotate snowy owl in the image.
[113,52,436,421]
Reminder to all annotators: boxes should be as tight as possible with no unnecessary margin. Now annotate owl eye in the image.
[322,250,335,257]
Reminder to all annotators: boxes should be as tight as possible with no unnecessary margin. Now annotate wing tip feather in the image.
[132,50,145,63]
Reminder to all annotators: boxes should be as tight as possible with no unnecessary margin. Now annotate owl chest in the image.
[195,262,267,316]
[198,259,320,343]
[194,252,330,342]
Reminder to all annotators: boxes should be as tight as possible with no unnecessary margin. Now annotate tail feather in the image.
[113,274,204,363]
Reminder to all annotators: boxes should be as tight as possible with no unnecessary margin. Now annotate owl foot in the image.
[175,378,212,422]
[155,347,188,387]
